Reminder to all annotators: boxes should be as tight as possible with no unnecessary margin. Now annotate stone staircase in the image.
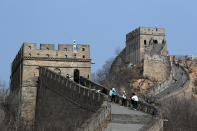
[104,104,153,131]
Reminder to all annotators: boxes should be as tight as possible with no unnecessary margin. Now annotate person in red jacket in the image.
[130,93,134,107]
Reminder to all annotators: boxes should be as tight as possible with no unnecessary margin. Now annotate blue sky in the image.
[0,0,197,83]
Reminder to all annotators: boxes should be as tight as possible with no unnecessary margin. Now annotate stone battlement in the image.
[126,27,165,41]
[126,27,166,66]
[35,67,110,130]
[23,42,90,59]
[10,41,92,123]
[11,43,91,78]
[39,67,105,110]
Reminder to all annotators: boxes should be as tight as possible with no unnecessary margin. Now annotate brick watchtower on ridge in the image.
[126,27,167,65]
[10,42,92,121]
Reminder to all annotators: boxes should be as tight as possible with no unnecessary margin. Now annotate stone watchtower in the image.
[10,42,92,121]
[126,27,167,65]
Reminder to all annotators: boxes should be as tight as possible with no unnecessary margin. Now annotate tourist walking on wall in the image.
[181,81,185,87]
[131,93,139,110]
[80,76,85,86]
[111,88,117,103]
[66,74,70,79]
[175,61,179,67]
[130,93,134,107]
[109,88,113,102]
[122,90,127,106]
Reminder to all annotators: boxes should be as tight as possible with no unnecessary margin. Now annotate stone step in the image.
[111,114,152,124]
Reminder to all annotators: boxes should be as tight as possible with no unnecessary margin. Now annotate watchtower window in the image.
[144,40,147,45]
[153,40,158,44]
[64,48,67,51]
[74,54,76,57]
[28,46,31,50]
[82,48,85,51]
[46,54,49,57]
[82,55,85,58]
[28,53,31,57]
[46,47,49,50]
[65,55,67,58]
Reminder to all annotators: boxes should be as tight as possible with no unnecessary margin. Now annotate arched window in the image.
[144,40,147,45]
[74,69,80,83]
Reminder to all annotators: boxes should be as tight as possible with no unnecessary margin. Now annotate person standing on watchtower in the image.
[73,40,77,53]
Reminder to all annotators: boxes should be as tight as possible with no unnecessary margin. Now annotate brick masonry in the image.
[35,67,111,130]
[10,42,92,122]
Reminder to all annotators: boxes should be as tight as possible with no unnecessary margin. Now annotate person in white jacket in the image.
[131,93,138,110]
[122,91,127,106]
[109,88,113,102]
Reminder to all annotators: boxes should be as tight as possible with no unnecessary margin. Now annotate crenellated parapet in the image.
[11,43,90,77]
[38,67,105,110]
[126,27,165,42]
[10,41,93,125]
[23,43,90,60]
[36,67,111,130]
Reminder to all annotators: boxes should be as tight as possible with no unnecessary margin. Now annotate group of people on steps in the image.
[109,88,139,110]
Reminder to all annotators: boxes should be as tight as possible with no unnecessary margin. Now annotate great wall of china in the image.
[1,27,193,131]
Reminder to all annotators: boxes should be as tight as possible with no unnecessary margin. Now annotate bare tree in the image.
[161,97,197,131]
[92,57,114,83]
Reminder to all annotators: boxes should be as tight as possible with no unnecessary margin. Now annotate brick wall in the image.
[35,67,111,130]
[143,55,171,82]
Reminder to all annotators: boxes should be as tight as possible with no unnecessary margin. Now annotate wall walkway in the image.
[145,63,190,103]
[105,104,153,131]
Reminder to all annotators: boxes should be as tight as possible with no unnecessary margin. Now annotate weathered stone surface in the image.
[126,27,167,65]
[110,27,170,93]
[105,104,153,131]
[143,55,171,82]
[36,67,111,130]
[10,43,92,122]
